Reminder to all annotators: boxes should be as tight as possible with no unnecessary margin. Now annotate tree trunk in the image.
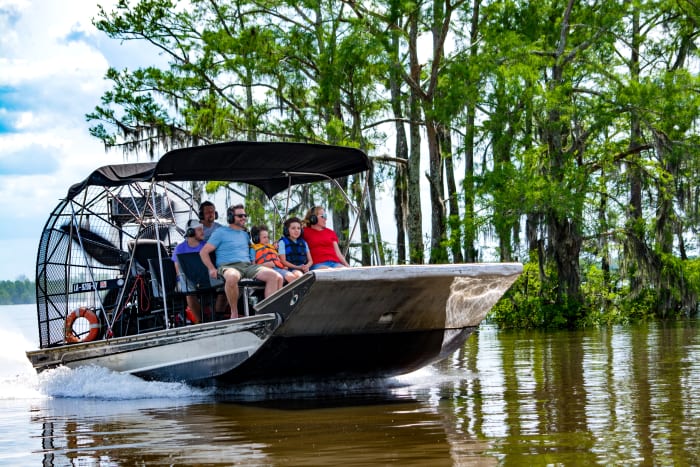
[543,0,583,310]
[438,126,463,262]
[426,121,447,263]
[464,104,477,262]
[625,4,646,294]
[389,35,409,265]
[463,0,480,263]
[407,13,424,264]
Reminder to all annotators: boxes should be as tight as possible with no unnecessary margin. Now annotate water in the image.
[1,304,699,466]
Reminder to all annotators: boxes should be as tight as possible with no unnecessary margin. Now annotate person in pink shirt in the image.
[302,206,350,270]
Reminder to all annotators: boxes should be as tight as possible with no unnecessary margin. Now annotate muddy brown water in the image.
[2,304,698,465]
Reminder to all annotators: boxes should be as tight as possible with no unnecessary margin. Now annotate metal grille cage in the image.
[35,181,193,348]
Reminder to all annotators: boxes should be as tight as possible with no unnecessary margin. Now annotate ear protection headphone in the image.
[226,206,236,224]
[250,226,262,244]
[308,207,323,226]
[185,219,199,238]
[198,201,218,220]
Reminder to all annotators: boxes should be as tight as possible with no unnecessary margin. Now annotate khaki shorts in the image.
[218,261,264,279]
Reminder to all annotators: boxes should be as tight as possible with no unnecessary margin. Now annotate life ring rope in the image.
[65,307,101,344]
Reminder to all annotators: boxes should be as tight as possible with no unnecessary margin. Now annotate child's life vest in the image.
[279,236,308,266]
[252,243,286,269]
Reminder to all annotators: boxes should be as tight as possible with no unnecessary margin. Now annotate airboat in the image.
[26,141,522,384]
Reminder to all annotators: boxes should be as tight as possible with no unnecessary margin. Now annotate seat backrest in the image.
[128,239,169,273]
[148,257,178,298]
[176,252,224,292]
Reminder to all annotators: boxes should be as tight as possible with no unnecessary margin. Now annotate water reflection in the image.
[450,321,700,465]
[32,392,493,466]
[22,320,700,466]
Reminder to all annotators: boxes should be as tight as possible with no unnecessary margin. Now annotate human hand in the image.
[208,267,218,279]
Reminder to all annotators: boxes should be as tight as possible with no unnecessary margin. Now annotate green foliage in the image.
[0,278,34,305]
[491,257,700,329]
[489,262,568,329]
[89,0,700,325]
[578,265,624,325]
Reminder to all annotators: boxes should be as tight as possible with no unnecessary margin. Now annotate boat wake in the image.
[0,364,214,402]
[38,365,214,400]
[2,324,474,404]
[209,366,477,406]
[0,326,212,401]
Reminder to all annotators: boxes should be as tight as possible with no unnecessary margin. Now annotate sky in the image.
[0,0,163,280]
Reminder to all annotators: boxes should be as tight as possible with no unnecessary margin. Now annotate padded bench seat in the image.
[176,252,265,316]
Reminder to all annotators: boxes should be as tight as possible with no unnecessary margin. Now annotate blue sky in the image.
[0,0,150,280]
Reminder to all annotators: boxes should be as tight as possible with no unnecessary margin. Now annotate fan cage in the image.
[35,181,195,348]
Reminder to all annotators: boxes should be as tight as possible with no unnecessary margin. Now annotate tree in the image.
[89,0,700,324]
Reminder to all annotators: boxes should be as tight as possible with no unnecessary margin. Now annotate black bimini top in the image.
[66,141,370,200]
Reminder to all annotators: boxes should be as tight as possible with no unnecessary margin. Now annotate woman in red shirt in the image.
[302,206,350,270]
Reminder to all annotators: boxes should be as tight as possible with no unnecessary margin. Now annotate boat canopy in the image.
[66,141,371,200]
[66,162,157,201]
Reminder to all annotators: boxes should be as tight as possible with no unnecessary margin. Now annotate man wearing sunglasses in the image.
[200,204,283,318]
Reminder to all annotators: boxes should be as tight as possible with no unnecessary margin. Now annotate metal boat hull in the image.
[27,315,279,382]
[213,263,522,383]
[27,263,522,384]
[214,328,475,383]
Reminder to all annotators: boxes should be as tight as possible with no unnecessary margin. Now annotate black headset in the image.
[226,206,236,224]
[198,201,218,220]
[308,207,325,225]
[185,219,200,238]
[250,225,263,244]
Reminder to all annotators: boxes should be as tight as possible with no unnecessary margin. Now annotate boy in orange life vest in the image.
[249,225,303,283]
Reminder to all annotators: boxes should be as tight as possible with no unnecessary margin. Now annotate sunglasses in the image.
[235,213,248,218]
[320,214,328,219]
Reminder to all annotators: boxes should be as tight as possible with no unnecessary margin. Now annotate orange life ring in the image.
[65,307,101,343]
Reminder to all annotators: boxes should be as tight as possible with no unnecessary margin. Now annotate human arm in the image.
[303,252,313,272]
[333,242,350,267]
[199,243,217,278]
[278,253,298,271]
[303,241,313,271]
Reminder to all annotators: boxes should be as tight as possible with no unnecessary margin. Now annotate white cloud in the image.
[0,0,127,280]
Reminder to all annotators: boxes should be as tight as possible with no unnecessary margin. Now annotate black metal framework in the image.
[35,180,193,348]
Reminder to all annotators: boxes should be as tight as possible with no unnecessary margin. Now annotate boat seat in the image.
[146,257,184,330]
[176,252,264,316]
[147,257,178,299]
[128,238,169,275]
